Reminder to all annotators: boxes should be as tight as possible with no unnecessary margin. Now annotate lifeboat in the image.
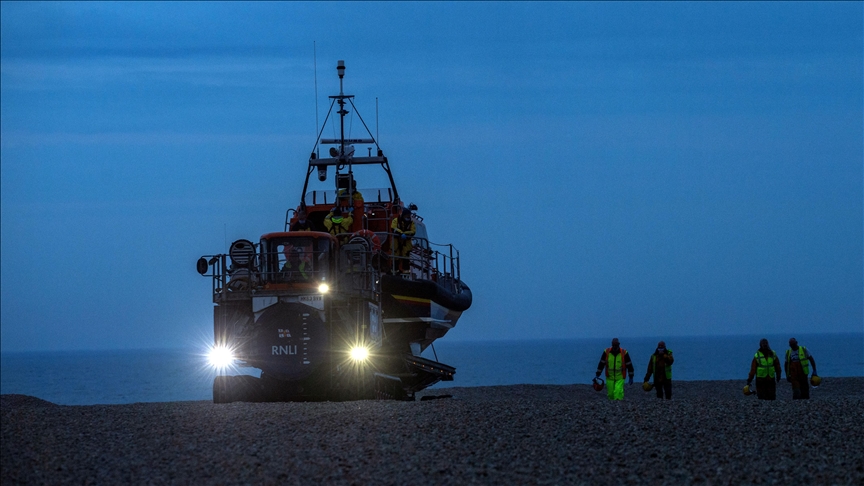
[197,60,471,402]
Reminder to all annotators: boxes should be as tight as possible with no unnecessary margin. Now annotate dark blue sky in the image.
[1,2,861,352]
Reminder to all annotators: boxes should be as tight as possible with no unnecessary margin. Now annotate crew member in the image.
[281,247,310,281]
[643,340,674,399]
[350,180,363,203]
[290,207,315,232]
[595,338,634,401]
[747,338,782,400]
[324,207,353,244]
[336,181,363,208]
[785,338,818,400]
[390,207,416,274]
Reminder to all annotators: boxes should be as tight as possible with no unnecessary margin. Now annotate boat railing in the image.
[200,236,462,298]
[326,228,462,293]
[201,254,241,302]
[391,237,462,292]
[200,250,333,301]
[363,203,399,236]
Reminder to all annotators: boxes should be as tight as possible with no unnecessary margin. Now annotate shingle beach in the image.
[3,378,863,485]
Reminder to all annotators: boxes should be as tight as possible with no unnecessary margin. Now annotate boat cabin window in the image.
[262,236,331,283]
[304,188,395,207]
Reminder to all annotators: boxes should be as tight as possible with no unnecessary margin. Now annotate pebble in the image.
[2,378,863,485]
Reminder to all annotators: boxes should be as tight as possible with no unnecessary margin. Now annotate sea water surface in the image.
[1,333,861,405]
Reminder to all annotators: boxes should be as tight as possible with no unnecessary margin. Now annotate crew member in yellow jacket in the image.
[784,338,818,400]
[390,208,416,274]
[747,338,782,400]
[643,341,674,399]
[281,247,310,281]
[595,338,634,400]
[324,207,353,244]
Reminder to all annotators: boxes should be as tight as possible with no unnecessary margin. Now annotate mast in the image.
[337,60,346,161]
[300,59,399,204]
[336,60,353,192]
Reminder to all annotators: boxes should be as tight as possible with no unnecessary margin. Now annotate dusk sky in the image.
[1,2,861,352]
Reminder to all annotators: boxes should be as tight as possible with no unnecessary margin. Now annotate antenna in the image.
[376,97,379,144]
[337,60,346,159]
[313,42,319,158]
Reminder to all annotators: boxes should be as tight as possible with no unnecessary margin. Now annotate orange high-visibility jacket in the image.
[597,347,634,380]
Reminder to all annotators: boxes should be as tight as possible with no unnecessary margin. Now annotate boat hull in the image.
[381,275,472,353]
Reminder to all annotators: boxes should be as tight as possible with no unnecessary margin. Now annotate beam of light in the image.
[349,346,369,361]
[318,282,329,293]
[208,345,235,369]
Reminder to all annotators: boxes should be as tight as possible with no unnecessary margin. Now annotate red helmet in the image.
[592,377,605,392]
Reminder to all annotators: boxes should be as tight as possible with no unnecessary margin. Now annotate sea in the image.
[2,333,862,406]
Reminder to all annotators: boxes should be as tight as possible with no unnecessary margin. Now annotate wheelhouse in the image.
[259,232,337,288]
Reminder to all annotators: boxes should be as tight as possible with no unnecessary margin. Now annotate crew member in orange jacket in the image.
[595,338,634,400]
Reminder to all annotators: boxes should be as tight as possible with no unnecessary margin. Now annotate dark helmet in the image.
[401,208,413,219]
[592,377,605,392]
[333,207,342,217]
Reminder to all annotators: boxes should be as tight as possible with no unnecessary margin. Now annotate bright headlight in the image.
[318,283,330,294]
[349,346,369,361]
[208,345,234,369]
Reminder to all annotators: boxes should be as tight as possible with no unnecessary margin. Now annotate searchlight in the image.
[318,283,330,294]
